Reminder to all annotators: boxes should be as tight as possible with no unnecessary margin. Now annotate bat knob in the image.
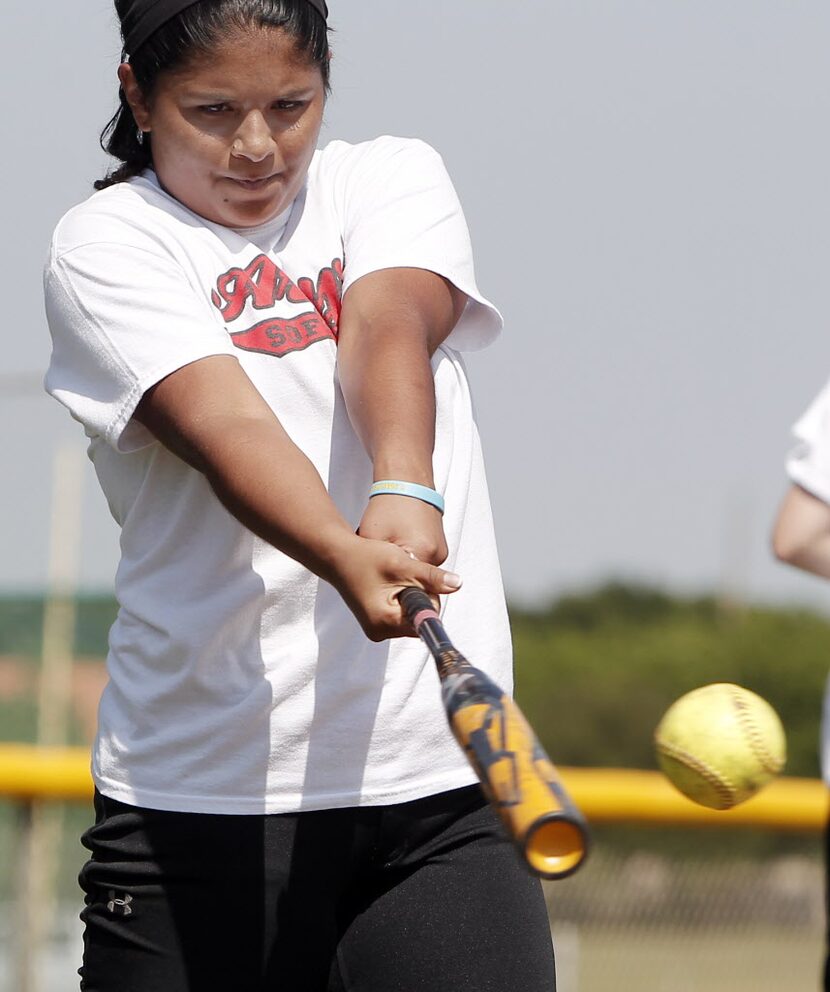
[399,587,436,623]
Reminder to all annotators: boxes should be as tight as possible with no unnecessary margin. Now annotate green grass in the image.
[566,928,823,992]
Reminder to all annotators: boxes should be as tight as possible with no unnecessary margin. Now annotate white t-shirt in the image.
[44,136,513,814]
[787,381,830,508]
[785,380,830,784]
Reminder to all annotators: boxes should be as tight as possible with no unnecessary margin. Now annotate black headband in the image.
[122,0,328,57]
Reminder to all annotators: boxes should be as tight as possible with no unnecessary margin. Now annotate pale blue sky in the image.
[4,1,830,609]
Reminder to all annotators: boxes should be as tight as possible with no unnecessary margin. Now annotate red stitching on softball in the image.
[728,686,784,777]
[656,738,737,808]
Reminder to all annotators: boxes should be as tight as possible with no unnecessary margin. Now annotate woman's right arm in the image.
[134,354,461,639]
[772,484,830,580]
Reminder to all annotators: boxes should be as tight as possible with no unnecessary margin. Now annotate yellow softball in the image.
[654,683,786,810]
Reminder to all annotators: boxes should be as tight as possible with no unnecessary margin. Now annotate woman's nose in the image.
[231,111,277,163]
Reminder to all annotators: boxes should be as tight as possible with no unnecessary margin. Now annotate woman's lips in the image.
[227,174,280,191]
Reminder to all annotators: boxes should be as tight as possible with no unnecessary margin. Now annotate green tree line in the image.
[511,583,828,779]
[0,584,827,777]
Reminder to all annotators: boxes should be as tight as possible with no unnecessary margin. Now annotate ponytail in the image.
[94,87,153,191]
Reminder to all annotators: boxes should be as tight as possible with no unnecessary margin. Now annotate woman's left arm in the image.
[337,266,467,565]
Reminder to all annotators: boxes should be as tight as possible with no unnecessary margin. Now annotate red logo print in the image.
[212,255,344,358]
[231,315,330,358]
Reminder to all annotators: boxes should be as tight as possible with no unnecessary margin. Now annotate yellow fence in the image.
[0,744,825,992]
[0,743,824,830]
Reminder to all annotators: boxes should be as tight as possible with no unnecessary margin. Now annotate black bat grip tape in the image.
[399,587,460,660]
[399,587,435,621]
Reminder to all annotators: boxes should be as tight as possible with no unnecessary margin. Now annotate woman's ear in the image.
[118,62,153,133]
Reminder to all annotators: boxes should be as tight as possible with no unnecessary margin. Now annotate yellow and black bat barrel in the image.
[400,588,590,880]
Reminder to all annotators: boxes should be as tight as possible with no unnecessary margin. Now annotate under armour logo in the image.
[106,891,133,916]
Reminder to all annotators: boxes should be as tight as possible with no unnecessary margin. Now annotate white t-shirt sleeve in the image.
[336,137,502,351]
[45,239,236,453]
[785,380,830,505]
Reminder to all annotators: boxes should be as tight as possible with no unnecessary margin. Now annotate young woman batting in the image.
[44,1,557,989]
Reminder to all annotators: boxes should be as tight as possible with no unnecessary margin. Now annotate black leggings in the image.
[79,785,556,991]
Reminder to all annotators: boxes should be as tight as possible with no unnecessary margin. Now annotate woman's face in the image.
[121,26,326,227]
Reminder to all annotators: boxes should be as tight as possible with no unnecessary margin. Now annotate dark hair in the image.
[95,0,330,190]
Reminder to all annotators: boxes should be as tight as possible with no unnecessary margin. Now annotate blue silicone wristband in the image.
[369,480,445,515]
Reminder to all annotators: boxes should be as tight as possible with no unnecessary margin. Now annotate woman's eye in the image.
[276,101,303,112]
[199,104,228,114]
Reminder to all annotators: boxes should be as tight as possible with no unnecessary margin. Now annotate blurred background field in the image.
[0,584,825,991]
